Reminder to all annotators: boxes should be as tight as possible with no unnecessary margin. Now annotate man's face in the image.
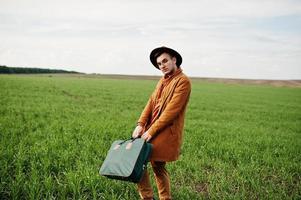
[156,53,177,76]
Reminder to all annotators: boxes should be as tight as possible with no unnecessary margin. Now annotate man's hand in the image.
[141,131,152,142]
[132,125,143,138]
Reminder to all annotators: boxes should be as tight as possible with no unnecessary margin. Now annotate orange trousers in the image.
[137,161,171,200]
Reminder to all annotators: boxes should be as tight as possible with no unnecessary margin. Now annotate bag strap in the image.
[118,136,141,145]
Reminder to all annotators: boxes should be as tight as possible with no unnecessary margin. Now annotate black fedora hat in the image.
[150,46,182,69]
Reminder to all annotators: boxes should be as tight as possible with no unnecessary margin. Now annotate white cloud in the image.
[0,0,301,79]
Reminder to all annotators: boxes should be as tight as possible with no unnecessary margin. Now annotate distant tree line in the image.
[0,65,80,74]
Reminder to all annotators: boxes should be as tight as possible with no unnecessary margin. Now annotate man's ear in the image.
[172,56,177,65]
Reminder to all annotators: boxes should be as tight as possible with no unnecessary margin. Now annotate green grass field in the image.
[0,74,300,199]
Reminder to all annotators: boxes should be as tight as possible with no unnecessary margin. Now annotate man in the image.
[132,46,191,200]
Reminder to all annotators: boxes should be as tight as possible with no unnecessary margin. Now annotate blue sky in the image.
[0,0,300,79]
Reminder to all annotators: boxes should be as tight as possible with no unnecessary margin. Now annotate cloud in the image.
[0,0,301,79]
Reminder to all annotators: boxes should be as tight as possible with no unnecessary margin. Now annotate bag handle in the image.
[113,137,142,150]
[117,136,140,146]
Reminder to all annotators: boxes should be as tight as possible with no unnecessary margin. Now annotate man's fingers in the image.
[141,132,151,142]
[132,130,139,138]
[133,131,139,138]
[132,126,143,138]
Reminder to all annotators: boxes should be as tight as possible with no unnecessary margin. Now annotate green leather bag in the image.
[99,138,152,183]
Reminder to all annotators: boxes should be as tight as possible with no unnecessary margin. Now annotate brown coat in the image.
[138,71,191,161]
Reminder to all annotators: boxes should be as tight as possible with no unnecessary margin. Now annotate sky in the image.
[0,0,301,80]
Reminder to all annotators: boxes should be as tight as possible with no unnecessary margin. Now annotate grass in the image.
[0,74,300,199]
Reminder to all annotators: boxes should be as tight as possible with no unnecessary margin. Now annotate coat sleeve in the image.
[137,80,161,126]
[147,77,191,137]
[137,97,153,127]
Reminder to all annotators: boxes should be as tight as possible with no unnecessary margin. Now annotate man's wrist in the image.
[137,122,144,127]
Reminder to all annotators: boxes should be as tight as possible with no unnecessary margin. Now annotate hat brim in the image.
[150,47,182,69]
